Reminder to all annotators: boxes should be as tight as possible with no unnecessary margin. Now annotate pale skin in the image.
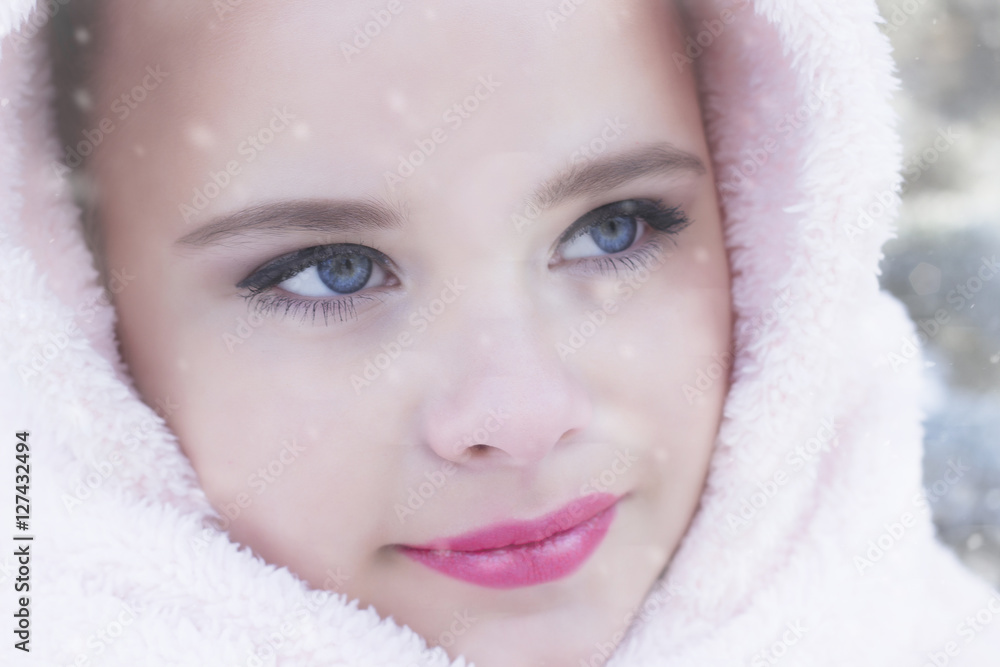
[90,1,732,665]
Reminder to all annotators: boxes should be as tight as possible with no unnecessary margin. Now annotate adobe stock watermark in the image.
[9,0,71,54]
[73,602,142,666]
[222,307,276,353]
[672,0,752,71]
[843,127,960,243]
[725,418,838,534]
[60,396,180,514]
[239,575,360,666]
[578,449,639,496]
[179,107,297,223]
[395,408,509,523]
[382,75,502,189]
[513,117,628,235]
[350,278,468,394]
[750,619,808,667]
[52,65,168,178]
[580,579,692,666]
[568,117,629,166]
[255,578,355,659]
[854,458,970,575]
[320,567,353,593]
[340,0,409,62]
[545,0,589,31]
[740,284,798,342]
[902,127,962,189]
[726,418,840,534]
[60,395,181,513]
[883,255,998,372]
[681,350,735,406]
[719,86,838,198]
[15,267,134,385]
[881,0,933,35]
[525,473,639,555]
[683,283,797,405]
[427,610,478,650]
[920,591,1000,667]
[946,255,999,311]
[244,609,317,667]
[555,247,669,360]
[204,439,308,533]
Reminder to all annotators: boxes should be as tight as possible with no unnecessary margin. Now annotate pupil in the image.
[317,254,373,294]
[590,215,637,254]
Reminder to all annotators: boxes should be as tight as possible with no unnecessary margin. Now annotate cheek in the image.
[158,329,404,571]
[572,244,732,409]
[582,288,730,442]
[571,247,731,505]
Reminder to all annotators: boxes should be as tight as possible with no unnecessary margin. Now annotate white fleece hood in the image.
[1,0,999,665]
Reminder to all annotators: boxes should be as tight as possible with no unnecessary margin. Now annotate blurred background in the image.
[874,0,1000,586]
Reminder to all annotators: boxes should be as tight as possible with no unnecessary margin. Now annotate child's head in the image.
[66,0,731,663]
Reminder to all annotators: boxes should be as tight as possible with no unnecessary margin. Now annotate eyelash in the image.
[237,199,691,326]
[237,243,394,326]
[555,199,691,279]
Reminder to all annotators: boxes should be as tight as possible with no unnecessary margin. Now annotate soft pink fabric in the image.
[1,0,998,664]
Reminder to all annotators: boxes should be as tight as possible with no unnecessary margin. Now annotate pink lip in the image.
[397,492,623,589]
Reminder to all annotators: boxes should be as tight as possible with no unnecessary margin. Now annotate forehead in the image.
[92,0,696,226]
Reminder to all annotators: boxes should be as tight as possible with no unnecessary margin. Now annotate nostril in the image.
[450,444,489,463]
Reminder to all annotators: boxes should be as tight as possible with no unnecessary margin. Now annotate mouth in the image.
[396,492,624,589]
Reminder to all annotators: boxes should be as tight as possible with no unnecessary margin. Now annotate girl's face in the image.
[94,0,731,664]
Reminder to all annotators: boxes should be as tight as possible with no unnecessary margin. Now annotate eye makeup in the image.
[552,198,691,278]
[236,243,397,326]
[236,198,693,326]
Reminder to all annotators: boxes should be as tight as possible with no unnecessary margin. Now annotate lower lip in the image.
[397,502,618,589]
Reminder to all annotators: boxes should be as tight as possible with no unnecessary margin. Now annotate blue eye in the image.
[319,254,372,293]
[236,199,691,326]
[559,199,689,262]
[238,244,392,296]
[590,214,637,253]
[278,252,383,297]
[562,214,638,259]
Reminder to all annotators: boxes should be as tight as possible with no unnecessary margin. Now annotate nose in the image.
[418,315,593,468]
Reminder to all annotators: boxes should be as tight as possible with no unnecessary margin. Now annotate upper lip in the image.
[401,492,624,553]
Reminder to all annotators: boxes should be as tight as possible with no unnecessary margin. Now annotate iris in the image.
[589,214,637,254]
[317,253,373,294]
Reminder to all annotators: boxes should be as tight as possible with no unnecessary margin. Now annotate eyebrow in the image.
[528,142,706,211]
[175,142,706,248]
[176,198,405,248]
